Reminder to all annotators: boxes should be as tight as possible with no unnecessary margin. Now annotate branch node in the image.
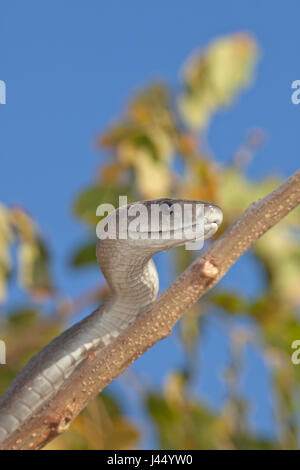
[57,414,72,434]
[200,259,219,278]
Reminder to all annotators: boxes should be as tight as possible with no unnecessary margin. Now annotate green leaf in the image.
[73,184,132,226]
[71,241,97,267]
[8,307,39,329]
[18,239,52,297]
[210,290,249,314]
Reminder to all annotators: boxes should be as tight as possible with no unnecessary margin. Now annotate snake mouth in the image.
[152,222,219,246]
[128,211,222,240]
[175,205,223,241]
[203,222,218,239]
[125,202,223,243]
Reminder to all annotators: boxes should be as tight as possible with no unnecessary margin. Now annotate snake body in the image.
[0,198,222,444]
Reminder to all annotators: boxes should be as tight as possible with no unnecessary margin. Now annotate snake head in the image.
[97,198,223,252]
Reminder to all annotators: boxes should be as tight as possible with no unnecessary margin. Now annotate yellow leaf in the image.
[0,203,13,303]
[179,33,258,128]
[133,149,171,198]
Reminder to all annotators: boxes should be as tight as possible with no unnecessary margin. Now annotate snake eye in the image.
[160,202,174,215]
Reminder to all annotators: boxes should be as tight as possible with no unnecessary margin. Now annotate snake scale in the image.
[0,198,223,445]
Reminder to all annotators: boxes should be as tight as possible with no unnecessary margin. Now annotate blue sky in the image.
[1,1,299,448]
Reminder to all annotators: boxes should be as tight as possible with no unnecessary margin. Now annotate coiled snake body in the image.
[0,198,223,444]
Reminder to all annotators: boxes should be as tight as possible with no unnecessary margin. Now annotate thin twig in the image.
[2,168,300,450]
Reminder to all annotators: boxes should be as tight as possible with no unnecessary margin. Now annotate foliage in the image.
[0,33,299,450]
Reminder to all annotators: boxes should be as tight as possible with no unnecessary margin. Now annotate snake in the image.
[0,198,223,445]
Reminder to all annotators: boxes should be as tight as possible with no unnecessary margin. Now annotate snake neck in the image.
[97,239,159,322]
[0,240,160,445]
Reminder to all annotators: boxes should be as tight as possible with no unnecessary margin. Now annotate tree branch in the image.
[2,168,300,450]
